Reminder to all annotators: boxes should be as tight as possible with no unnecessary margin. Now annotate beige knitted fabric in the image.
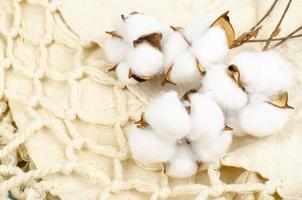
[0,0,301,199]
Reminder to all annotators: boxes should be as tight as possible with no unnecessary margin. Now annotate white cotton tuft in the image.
[188,93,224,141]
[192,27,228,67]
[162,31,190,67]
[183,12,220,42]
[103,37,128,64]
[239,102,290,137]
[144,91,192,143]
[128,127,176,165]
[192,131,232,163]
[168,51,202,86]
[225,111,246,136]
[201,65,248,111]
[126,43,164,77]
[124,13,164,43]
[229,51,293,98]
[116,62,137,86]
[166,144,198,178]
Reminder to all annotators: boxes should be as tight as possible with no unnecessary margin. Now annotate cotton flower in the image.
[128,126,176,165]
[166,144,198,178]
[164,51,203,86]
[188,93,225,141]
[122,12,165,43]
[103,37,128,64]
[162,30,190,67]
[229,51,293,98]
[192,26,228,68]
[201,64,248,111]
[126,43,164,79]
[239,101,290,137]
[144,91,191,143]
[116,62,137,86]
[192,130,232,163]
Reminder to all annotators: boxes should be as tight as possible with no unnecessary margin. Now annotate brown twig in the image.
[231,0,278,48]
[246,33,302,43]
[272,25,302,48]
[263,0,292,51]
[251,0,279,31]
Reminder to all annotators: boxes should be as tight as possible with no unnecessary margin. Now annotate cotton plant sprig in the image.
[104,7,296,178]
[128,91,233,178]
[103,11,235,87]
[232,0,302,49]
[103,12,166,86]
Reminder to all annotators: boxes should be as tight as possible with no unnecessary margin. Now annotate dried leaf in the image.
[210,11,236,48]
[121,11,140,21]
[227,64,245,91]
[107,64,118,72]
[272,27,281,38]
[129,11,140,15]
[181,89,198,114]
[170,26,192,46]
[133,32,163,50]
[161,64,176,86]
[231,27,261,48]
[181,89,198,102]
[134,113,149,128]
[105,31,123,39]
[186,106,191,114]
[268,92,294,109]
[196,59,206,76]
[128,70,149,82]
[170,26,183,32]
[223,125,233,131]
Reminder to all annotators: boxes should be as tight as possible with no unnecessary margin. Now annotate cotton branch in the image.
[246,33,302,43]
[231,0,279,48]
[272,25,302,48]
[263,0,292,50]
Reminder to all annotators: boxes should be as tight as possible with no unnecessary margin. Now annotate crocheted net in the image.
[0,0,302,199]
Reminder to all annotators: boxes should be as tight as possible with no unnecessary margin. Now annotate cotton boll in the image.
[103,37,128,64]
[168,51,202,86]
[201,65,248,111]
[116,62,137,86]
[162,31,190,67]
[229,51,293,98]
[192,27,228,68]
[188,93,224,141]
[123,13,164,43]
[239,102,290,137]
[127,43,164,77]
[183,12,220,42]
[192,131,232,163]
[166,144,198,178]
[128,127,176,165]
[144,91,191,143]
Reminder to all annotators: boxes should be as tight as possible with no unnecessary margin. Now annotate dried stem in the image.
[246,33,302,43]
[231,0,278,48]
[272,25,302,47]
[251,0,279,31]
[263,0,292,51]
